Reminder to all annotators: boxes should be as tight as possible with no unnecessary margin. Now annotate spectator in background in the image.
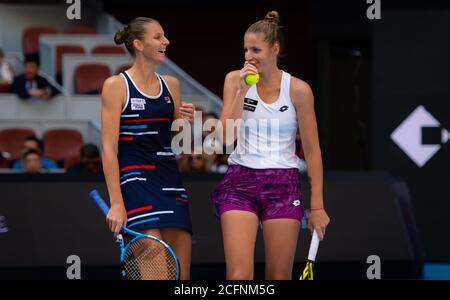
[188,153,207,172]
[211,153,229,174]
[10,55,59,100]
[176,154,190,173]
[0,150,9,167]
[0,49,14,85]
[11,136,58,170]
[186,150,215,173]
[67,143,102,175]
[22,149,43,173]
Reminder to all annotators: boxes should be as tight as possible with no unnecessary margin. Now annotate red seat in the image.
[23,26,58,55]
[64,154,81,169]
[63,26,97,35]
[0,83,11,93]
[74,63,111,94]
[43,129,83,167]
[91,45,126,55]
[55,45,85,75]
[0,159,9,169]
[116,64,132,74]
[0,128,36,160]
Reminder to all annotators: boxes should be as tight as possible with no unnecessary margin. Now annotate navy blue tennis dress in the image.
[117,71,192,234]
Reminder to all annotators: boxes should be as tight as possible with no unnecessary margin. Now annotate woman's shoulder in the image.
[101,75,127,101]
[160,74,180,87]
[223,70,241,90]
[289,75,314,105]
[225,70,240,81]
[103,74,126,90]
[289,75,313,95]
[289,75,311,93]
[104,74,125,85]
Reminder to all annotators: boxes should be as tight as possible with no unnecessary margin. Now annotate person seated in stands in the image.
[0,48,14,86]
[10,54,59,100]
[211,153,229,174]
[66,143,103,175]
[188,153,207,172]
[22,149,43,173]
[187,149,215,173]
[11,136,58,170]
[0,149,9,168]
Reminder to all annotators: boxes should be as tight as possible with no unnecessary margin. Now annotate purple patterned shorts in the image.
[211,164,304,222]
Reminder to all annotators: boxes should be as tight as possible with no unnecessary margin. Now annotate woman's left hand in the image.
[179,102,195,121]
[308,209,330,241]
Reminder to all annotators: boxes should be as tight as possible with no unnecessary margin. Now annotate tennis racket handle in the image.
[307,230,320,262]
[89,189,110,216]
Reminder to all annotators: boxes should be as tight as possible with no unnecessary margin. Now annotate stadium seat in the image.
[64,154,81,169]
[0,83,11,93]
[55,44,85,83]
[0,128,36,160]
[63,26,97,35]
[43,129,83,167]
[116,64,132,74]
[91,45,126,55]
[74,63,111,94]
[23,26,58,55]
[0,158,8,169]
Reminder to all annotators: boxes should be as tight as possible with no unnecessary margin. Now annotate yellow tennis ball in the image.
[245,73,260,85]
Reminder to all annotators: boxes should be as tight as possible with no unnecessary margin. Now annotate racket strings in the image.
[123,238,177,280]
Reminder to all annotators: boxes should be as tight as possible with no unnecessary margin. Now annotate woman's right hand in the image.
[239,61,258,92]
[106,204,128,235]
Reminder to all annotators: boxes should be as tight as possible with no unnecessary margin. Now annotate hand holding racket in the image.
[89,189,180,280]
[299,230,320,280]
[106,203,128,235]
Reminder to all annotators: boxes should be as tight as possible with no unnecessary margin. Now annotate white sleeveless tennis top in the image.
[228,71,302,170]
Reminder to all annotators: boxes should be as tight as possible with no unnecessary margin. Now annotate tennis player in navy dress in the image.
[101,17,194,279]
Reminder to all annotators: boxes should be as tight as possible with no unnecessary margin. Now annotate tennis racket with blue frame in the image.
[89,189,180,280]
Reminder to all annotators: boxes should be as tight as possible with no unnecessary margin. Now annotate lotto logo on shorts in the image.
[292,200,301,206]
[131,98,146,110]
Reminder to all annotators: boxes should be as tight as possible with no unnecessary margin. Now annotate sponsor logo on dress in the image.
[131,98,146,110]
[243,97,258,112]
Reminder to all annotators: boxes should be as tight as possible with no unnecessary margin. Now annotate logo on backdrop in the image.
[366,0,381,20]
[66,0,81,20]
[366,255,381,279]
[66,255,81,279]
[391,105,449,167]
